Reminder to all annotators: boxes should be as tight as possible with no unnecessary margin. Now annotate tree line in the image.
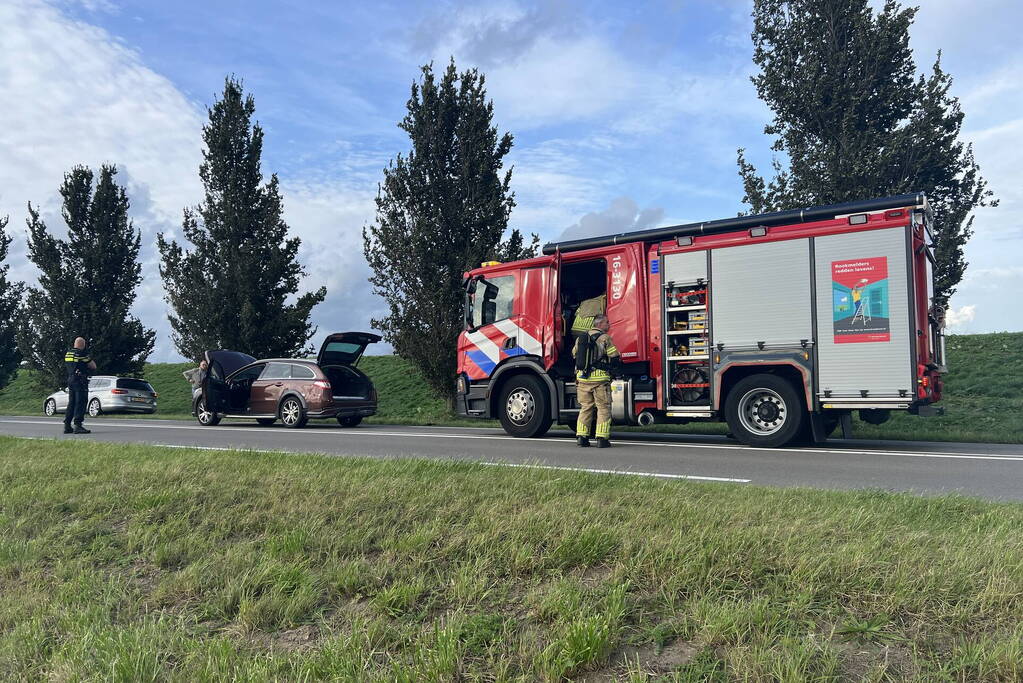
[0,0,997,402]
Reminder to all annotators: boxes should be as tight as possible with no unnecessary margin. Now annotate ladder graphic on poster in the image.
[850,281,871,326]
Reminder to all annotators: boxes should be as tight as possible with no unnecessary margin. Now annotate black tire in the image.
[497,374,553,438]
[88,398,102,417]
[195,398,221,426]
[724,373,806,448]
[44,399,57,416]
[336,416,363,428]
[279,396,308,428]
[256,418,277,426]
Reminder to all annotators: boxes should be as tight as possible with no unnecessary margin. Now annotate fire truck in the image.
[455,193,946,447]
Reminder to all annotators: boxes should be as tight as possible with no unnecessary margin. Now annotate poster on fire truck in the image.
[831,257,891,343]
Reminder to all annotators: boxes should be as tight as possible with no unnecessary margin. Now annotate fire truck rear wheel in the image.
[724,373,806,448]
[497,374,553,438]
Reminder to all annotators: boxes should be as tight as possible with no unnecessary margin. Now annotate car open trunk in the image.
[316,332,382,401]
[321,365,374,400]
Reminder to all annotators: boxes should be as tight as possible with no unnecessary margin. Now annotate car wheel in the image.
[44,399,57,416]
[497,374,553,438]
[256,418,277,426]
[724,373,806,448]
[196,399,221,426]
[88,398,102,417]
[336,416,362,428]
[279,397,307,428]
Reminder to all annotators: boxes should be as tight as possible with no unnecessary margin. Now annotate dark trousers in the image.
[64,384,88,426]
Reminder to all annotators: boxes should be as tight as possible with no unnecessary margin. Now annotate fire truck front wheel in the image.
[497,374,553,438]
[724,373,806,448]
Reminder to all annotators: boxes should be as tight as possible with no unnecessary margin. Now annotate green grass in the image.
[0,331,1019,442]
[2,437,1023,680]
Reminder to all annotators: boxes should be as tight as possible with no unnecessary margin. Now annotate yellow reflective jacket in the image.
[573,329,619,383]
[571,294,606,334]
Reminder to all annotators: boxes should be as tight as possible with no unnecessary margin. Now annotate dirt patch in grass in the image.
[580,638,700,680]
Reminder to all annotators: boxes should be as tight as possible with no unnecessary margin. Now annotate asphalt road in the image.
[1,415,1022,501]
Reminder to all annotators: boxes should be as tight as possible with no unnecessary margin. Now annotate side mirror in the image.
[483,300,497,324]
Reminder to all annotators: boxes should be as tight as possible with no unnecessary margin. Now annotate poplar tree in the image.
[0,215,24,390]
[158,77,326,362]
[737,0,995,305]
[363,60,537,403]
[17,166,155,389]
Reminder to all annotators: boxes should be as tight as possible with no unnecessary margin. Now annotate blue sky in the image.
[1,0,1020,360]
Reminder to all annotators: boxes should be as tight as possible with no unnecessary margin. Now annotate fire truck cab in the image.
[456,194,946,448]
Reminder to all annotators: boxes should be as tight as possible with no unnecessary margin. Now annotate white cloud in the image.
[945,304,976,329]
[0,0,392,361]
[557,196,663,242]
[0,0,205,361]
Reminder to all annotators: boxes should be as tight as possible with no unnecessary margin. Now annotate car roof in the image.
[252,358,318,365]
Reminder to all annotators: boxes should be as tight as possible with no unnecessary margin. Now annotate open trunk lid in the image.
[317,332,381,367]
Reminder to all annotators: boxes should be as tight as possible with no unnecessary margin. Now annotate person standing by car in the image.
[572,314,620,448]
[63,336,96,434]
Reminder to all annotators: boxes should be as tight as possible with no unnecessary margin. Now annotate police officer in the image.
[63,336,96,434]
[573,314,620,448]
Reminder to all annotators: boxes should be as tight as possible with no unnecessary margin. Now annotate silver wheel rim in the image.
[198,401,213,424]
[89,400,100,416]
[506,387,535,426]
[45,400,55,416]
[738,388,787,436]
[281,400,300,425]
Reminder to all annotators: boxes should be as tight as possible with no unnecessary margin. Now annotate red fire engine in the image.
[455,194,946,447]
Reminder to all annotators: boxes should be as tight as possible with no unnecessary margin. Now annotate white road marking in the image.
[1,418,1021,462]
[477,461,750,483]
[125,443,753,484]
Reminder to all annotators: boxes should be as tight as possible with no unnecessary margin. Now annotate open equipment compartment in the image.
[660,250,712,413]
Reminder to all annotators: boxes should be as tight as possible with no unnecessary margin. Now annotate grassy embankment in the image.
[0,332,1019,442]
[2,437,1022,680]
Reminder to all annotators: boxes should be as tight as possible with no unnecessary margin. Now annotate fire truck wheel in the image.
[497,374,553,438]
[724,373,806,448]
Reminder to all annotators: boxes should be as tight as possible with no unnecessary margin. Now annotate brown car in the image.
[193,332,381,428]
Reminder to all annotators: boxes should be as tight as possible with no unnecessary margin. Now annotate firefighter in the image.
[573,314,620,448]
[570,292,606,338]
[63,336,96,434]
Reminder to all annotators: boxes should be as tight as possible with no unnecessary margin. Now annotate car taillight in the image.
[111,388,127,394]
[313,380,330,390]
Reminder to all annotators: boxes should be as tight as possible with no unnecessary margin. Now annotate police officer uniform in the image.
[570,294,606,338]
[572,327,619,447]
[63,347,92,434]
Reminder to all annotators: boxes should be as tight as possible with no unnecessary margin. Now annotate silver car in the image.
[43,375,158,417]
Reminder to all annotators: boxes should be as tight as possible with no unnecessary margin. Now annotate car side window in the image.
[91,379,108,389]
[291,364,315,379]
[231,364,265,383]
[259,362,292,380]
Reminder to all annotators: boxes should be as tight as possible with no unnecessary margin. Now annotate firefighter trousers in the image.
[576,380,611,439]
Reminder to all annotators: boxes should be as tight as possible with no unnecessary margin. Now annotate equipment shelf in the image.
[666,354,709,361]
[667,304,706,312]
[666,330,707,336]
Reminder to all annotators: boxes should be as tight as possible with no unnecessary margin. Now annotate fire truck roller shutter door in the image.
[710,238,813,349]
[814,226,913,398]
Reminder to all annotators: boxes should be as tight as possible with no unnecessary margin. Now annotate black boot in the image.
[63,424,73,434]
[73,425,91,434]
[576,436,590,448]
[596,437,610,448]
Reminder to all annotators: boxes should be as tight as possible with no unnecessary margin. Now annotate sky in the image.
[0,0,1020,361]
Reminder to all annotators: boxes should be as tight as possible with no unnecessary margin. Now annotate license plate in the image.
[131,397,148,403]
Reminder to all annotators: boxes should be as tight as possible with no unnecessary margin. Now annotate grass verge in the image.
[2,436,1022,680]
